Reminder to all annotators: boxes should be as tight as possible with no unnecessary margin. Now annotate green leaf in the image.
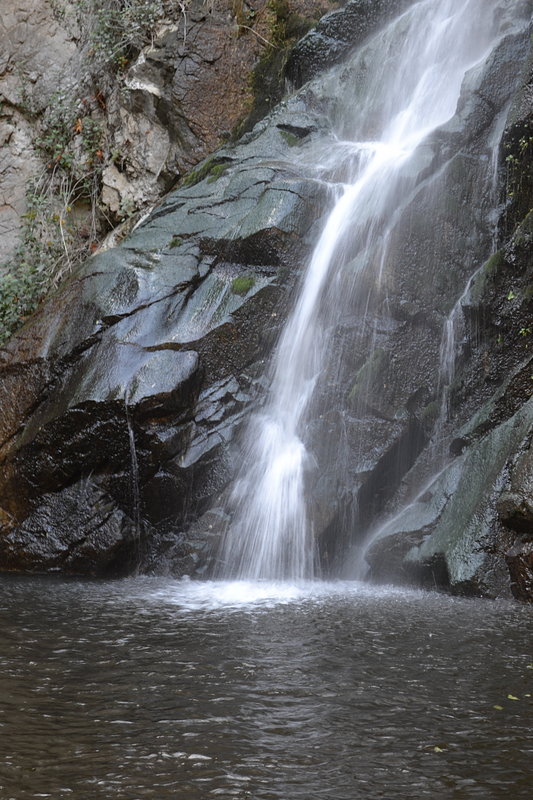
[493,705,504,711]
[507,694,519,701]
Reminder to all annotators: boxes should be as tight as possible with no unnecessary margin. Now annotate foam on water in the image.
[136,577,427,612]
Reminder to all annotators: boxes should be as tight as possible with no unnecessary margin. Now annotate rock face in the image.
[0,89,332,574]
[286,0,411,87]
[365,9,533,601]
[0,0,532,603]
[0,0,333,270]
[0,0,79,256]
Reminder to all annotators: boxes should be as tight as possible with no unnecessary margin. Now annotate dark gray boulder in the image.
[286,0,413,88]
[0,480,137,576]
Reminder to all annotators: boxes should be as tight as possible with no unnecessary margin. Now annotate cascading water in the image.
[218,0,503,581]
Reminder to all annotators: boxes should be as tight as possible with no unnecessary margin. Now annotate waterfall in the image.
[218,0,501,581]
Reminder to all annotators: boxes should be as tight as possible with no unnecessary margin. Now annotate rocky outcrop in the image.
[0,480,138,576]
[0,92,332,575]
[0,0,333,273]
[365,19,533,601]
[0,0,79,257]
[286,0,411,87]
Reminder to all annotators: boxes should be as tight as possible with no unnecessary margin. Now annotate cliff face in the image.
[0,0,333,325]
[0,0,79,258]
[366,26,533,602]
[0,1,532,601]
[0,0,340,573]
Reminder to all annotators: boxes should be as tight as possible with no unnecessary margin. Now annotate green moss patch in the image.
[231,275,256,296]
[182,157,232,188]
[280,129,301,147]
[348,348,389,406]
[420,400,439,428]
[233,0,320,139]
[207,163,231,183]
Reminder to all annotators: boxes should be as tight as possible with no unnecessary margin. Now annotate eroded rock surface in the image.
[0,0,80,256]
[0,0,333,268]
[286,0,411,87]
[0,89,332,574]
[365,14,533,600]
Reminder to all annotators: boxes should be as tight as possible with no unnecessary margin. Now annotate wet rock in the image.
[505,537,533,602]
[0,480,136,576]
[0,85,332,575]
[297,25,533,565]
[367,383,533,599]
[497,445,533,532]
[497,443,533,600]
[360,17,533,601]
[286,0,412,87]
[128,351,200,418]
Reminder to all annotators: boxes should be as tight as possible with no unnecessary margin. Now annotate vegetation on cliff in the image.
[0,0,332,344]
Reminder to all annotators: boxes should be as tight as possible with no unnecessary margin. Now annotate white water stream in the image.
[219,0,502,580]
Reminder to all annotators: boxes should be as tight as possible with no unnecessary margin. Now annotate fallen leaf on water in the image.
[493,705,504,711]
[507,694,519,701]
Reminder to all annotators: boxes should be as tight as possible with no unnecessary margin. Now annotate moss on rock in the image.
[231,275,256,296]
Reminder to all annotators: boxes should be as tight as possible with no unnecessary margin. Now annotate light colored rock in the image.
[0,0,80,269]
[0,108,41,257]
[101,163,133,215]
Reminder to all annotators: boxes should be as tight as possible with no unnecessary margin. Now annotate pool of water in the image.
[0,576,531,799]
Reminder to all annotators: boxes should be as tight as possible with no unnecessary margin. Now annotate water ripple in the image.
[0,574,531,799]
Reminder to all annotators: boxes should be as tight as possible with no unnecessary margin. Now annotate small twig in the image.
[238,24,279,48]
[58,215,72,270]
[178,2,188,45]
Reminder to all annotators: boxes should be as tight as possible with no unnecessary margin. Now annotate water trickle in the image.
[430,89,514,452]
[433,295,465,449]
[218,0,502,580]
[125,397,142,565]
